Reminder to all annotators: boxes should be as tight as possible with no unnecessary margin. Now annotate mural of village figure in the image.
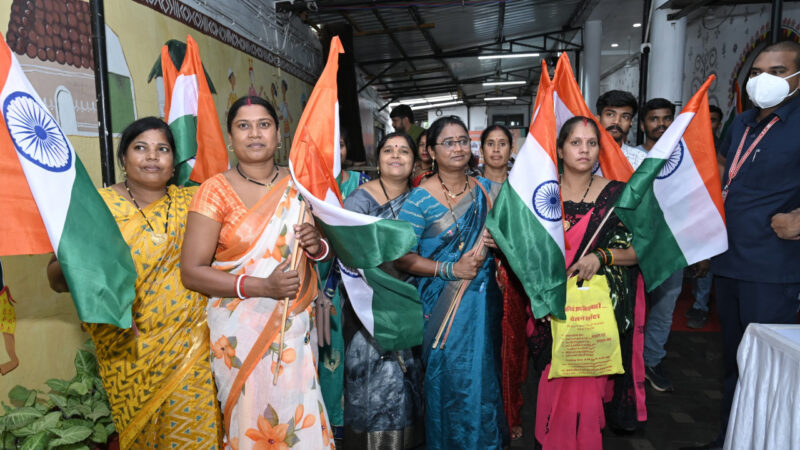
[5,0,135,135]
[0,260,18,376]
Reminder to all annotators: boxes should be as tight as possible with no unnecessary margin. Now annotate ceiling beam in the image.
[568,0,601,28]
[666,0,714,20]
[354,23,434,37]
[407,6,460,95]
[370,5,418,71]
[358,62,397,93]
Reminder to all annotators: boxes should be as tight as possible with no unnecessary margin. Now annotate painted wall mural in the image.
[0,260,18,376]
[0,0,316,391]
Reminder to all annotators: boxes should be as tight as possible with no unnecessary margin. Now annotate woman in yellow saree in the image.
[47,117,223,449]
[181,96,334,450]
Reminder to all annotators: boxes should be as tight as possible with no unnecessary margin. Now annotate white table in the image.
[725,324,800,450]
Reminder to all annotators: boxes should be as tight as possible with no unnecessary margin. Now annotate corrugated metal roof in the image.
[307,0,586,105]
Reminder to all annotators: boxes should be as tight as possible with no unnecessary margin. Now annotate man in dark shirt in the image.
[700,40,800,449]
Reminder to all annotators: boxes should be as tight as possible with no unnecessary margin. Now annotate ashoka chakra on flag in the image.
[3,91,72,172]
[657,141,684,179]
[533,180,562,222]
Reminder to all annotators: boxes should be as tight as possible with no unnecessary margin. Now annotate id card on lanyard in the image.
[721,116,780,202]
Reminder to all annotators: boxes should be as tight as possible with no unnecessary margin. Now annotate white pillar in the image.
[647,0,686,105]
[582,20,602,109]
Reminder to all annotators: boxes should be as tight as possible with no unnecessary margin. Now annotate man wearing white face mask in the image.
[692,40,800,450]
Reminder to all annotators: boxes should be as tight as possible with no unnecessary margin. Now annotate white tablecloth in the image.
[725,324,800,450]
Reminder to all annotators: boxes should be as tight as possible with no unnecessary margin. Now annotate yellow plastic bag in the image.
[549,275,624,379]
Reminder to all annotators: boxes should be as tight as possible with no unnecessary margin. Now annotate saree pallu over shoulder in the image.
[89,186,222,450]
[201,178,333,450]
[402,178,508,449]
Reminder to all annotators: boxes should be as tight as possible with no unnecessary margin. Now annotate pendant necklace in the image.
[561,175,594,232]
[438,173,470,199]
[237,164,280,190]
[379,178,407,219]
[125,180,171,246]
[439,175,473,251]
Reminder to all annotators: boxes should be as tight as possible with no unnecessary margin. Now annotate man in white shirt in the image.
[595,90,643,166]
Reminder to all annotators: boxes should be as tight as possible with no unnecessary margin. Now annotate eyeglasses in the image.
[436,137,470,150]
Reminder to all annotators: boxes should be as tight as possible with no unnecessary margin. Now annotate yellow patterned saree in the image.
[87,186,222,449]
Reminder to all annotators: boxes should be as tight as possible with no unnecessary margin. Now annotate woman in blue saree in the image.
[395,116,507,449]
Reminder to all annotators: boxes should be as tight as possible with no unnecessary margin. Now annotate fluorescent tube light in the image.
[478,53,540,60]
[482,81,526,86]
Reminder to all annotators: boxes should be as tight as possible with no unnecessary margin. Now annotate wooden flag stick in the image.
[432,232,487,349]
[440,235,487,348]
[273,207,307,385]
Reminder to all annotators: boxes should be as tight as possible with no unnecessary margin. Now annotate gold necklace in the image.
[237,164,280,190]
[125,180,170,245]
[440,179,475,251]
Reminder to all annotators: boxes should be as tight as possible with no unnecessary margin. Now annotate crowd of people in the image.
[43,40,800,450]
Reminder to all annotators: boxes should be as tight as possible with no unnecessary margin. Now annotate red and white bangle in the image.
[235,274,249,300]
[306,238,330,261]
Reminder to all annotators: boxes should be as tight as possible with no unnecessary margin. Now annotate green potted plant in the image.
[0,341,117,450]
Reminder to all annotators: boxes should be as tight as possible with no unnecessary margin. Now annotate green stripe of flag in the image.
[57,158,136,328]
[486,182,567,320]
[615,157,688,291]
[316,219,418,269]
[169,114,198,186]
[363,267,422,350]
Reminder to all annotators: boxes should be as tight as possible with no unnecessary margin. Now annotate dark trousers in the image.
[715,276,800,434]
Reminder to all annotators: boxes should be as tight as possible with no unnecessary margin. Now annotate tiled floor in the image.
[513,331,724,450]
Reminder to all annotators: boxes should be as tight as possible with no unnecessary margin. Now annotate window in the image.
[491,114,524,127]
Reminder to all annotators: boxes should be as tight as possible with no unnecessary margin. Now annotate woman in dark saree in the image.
[395,116,507,449]
[532,116,646,449]
[340,131,423,449]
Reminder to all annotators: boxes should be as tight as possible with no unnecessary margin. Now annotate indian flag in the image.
[615,75,727,290]
[289,37,422,350]
[486,62,567,320]
[0,36,136,327]
[162,35,228,186]
[553,53,633,182]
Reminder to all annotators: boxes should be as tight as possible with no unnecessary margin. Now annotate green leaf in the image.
[104,423,115,436]
[66,382,88,397]
[29,412,60,434]
[10,423,35,437]
[51,444,90,450]
[48,425,92,446]
[89,422,108,444]
[86,403,110,423]
[20,430,50,450]
[60,419,91,429]
[73,350,97,377]
[2,407,43,430]
[48,394,67,410]
[8,386,32,405]
[24,391,38,408]
[264,404,279,427]
[3,431,16,449]
[45,379,70,394]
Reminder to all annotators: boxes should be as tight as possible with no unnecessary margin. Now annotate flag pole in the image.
[575,206,616,263]
[273,206,307,385]
[432,231,487,349]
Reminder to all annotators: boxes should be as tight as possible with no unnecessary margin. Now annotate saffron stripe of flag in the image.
[553,53,634,182]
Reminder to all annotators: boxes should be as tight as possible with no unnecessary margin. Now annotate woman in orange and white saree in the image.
[181,96,334,450]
